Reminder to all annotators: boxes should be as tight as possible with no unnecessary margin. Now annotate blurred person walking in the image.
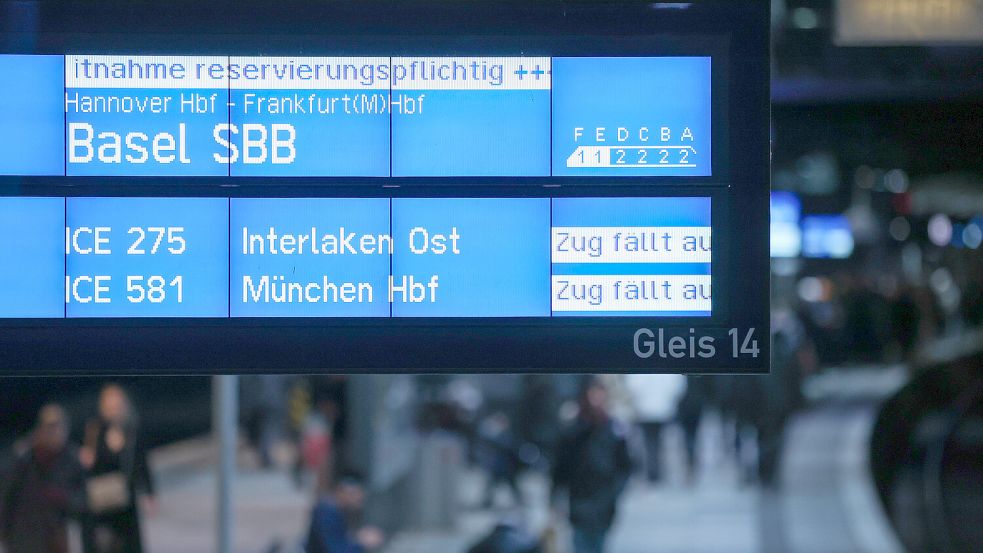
[676,376,714,483]
[625,374,686,483]
[306,472,385,553]
[477,412,524,507]
[551,379,632,553]
[0,404,86,553]
[242,374,290,470]
[80,384,155,553]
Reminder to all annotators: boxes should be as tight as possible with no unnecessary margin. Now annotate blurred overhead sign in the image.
[836,0,983,45]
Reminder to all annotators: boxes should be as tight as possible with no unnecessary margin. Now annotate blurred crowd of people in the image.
[452,349,811,553]
[792,263,983,367]
[0,385,154,553]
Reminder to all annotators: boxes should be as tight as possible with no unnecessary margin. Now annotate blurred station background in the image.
[2,1,982,553]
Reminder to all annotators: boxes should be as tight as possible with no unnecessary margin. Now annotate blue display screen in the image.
[391,198,551,316]
[0,56,65,176]
[0,54,712,177]
[231,198,392,317]
[0,196,711,318]
[65,197,230,317]
[390,58,551,176]
[552,57,712,176]
[228,57,391,177]
[551,198,711,316]
[0,198,65,317]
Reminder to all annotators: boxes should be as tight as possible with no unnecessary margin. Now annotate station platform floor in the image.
[135,366,908,553]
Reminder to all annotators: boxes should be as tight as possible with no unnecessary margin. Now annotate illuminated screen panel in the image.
[390,198,551,316]
[64,197,230,317]
[0,54,712,178]
[65,56,231,176]
[0,198,65,317]
[1,196,710,319]
[551,197,711,316]
[390,57,552,177]
[231,198,392,317]
[0,56,64,175]
[228,57,391,177]
[552,57,712,176]
[0,0,770,373]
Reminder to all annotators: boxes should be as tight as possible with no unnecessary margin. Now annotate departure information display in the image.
[0,1,769,373]
[1,54,711,177]
[1,196,712,318]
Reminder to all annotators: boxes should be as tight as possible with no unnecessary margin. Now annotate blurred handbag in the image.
[86,472,130,514]
[84,421,134,515]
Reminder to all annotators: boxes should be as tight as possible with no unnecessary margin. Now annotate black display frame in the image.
[0,0,770,374]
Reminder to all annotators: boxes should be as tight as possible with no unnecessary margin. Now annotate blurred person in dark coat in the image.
[677,375,714,483]
[80,384,155,553]
[551,379,632,553]
[478,411,524,507]
[306,473,384,553]
[730,313,811,487]
[0,404,86,553]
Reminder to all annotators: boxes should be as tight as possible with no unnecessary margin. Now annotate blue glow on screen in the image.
[231,198,391,316]
[229,90,390,177]
[552,197,711,227]
[0,55,715,177]
[391,90,550,176]
[551,197,712,317]
[0,196,714,318]
[0,56,64,175]
[391,198,551,316]
[552,57,712,176]
[65,197,229,317]
[65,88,230,176]
[0,198,64,317]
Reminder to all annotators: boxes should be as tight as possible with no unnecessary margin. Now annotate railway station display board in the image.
[0,1,770,373]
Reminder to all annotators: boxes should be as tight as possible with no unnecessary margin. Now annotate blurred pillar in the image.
[213,375,238,553]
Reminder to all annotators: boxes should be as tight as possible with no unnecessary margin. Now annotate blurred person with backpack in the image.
[551,379,632,553]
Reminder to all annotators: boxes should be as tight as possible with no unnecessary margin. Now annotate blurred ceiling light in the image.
[798,276,826,303]
[791,6,819,29]
[796,151,839,195]
[772,257,800,277]
[889,216,911,241]
[771,191,802,257]
[649,2,692,9]
[929,267,962,314]
[884,169,909,193]
[827,228,855,258]
[802,215,854,258]
[963,222,982,249]
[930,267,953,294]
[855,165,877,190]
[927,213,953,246]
